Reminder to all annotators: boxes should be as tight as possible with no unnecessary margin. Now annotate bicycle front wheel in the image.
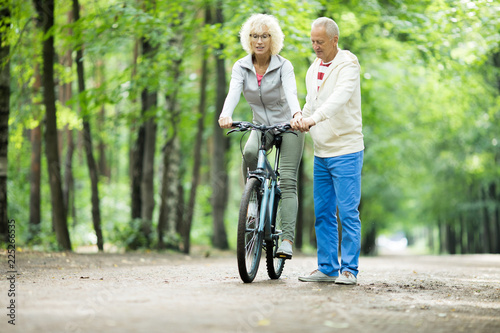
[266,193,285,279]
[237,177,263,283]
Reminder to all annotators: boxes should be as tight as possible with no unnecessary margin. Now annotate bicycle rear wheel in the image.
[266,193,285,279]
[237,177,263,283]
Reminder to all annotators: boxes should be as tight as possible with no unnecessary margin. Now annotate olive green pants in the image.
[242,130,305,243]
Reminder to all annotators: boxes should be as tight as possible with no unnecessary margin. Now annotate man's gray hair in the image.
[312,17,339,39]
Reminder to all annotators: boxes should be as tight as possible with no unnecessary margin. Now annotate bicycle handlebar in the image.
[226,121,292,135]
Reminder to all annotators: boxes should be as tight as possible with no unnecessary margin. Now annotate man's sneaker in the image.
[298,269,337,282]
[276,241,292,259]
[335,271,357,285]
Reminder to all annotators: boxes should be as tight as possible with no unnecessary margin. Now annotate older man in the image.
[292,17,364,284]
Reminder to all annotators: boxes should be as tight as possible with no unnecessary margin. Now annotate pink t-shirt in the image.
[256,73,264,86]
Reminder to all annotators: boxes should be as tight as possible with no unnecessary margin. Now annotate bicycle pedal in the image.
[276,253,292,260]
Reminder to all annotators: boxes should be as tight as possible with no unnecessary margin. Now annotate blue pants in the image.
[314,151,364,277]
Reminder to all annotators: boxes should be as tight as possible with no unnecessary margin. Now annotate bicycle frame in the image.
[247,134,282,242]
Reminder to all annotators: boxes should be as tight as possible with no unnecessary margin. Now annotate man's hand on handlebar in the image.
[218,116,233,129]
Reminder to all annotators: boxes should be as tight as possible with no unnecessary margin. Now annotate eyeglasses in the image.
[250,33,271,40]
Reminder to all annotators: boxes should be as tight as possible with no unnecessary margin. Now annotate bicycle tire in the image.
[266,192,285,279]
[237,177,263,283]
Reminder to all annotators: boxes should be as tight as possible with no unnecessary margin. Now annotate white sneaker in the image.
[335,271,357,285]
[298,269,337,282]
[276,241,292,259]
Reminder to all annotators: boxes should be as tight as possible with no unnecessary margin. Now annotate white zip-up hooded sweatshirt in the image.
[303,49,364,158]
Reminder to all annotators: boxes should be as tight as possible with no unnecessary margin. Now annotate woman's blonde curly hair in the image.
[239,14,284,55]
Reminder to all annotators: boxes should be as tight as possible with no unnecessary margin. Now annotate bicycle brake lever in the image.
[227,124,250,135]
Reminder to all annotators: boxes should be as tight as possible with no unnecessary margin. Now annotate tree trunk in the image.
[158,135,181,250]
[168,137,181,244]
[95,60,109,179]
[467,216,475,254]
[29,64,42,239]
[35,0,72,250]
[481,187,491,253]
[0,3,10,243]
[158,139,171,250]
[59,12,75,223]
[176,181,184,235]
[459,214,467,253]
[457,215,464,254]
[82,121,104,251]
[491,52,500,253]
[158,75,182,250]
[490,182,500,253]
[140,111,157,244]
[130,38,143,222]
[63,128,75,225]
[362,222,377,255]
[131,124,145,223]
[469,217,476,253]
[486,183,499,254]
[139,38,158,247]
[360,200,377,255]
[446,223,456,254]
[29,126,42,228]
[426,226,435,253]
[73,0,103,251]
[211,1,229,250]
[158,23,183,250]
[97,105,108,178]
[183,6,211,254]
[438,220,444,253]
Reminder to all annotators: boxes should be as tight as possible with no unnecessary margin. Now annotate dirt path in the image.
[1,250,499,333]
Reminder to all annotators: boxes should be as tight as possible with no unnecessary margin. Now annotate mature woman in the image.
[219,14,304,258]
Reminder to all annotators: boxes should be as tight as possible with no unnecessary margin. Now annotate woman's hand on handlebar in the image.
[290,112,302,130]
[218,116,233,129]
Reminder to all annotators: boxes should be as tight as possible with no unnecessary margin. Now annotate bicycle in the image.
[227,121,296,283]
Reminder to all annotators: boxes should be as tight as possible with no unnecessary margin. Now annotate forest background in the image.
[0,0,499,255]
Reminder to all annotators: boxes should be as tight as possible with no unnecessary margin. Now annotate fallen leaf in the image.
[324,320,349,328]
[258,319,270,326]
